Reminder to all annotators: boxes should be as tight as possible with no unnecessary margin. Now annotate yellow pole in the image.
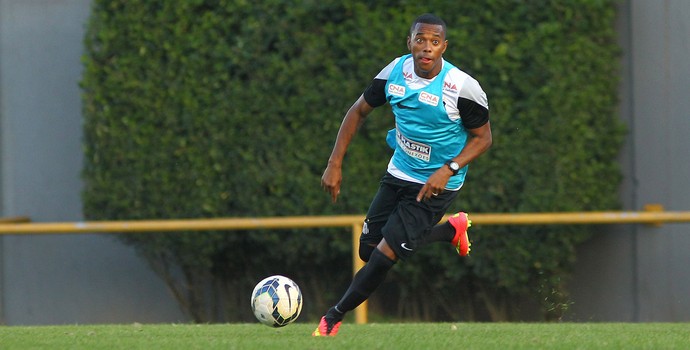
[2,210,690,234]
[0,215,367,234]
[352,222,367,324]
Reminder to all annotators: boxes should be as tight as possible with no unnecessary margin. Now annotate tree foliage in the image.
[82,0,623,322]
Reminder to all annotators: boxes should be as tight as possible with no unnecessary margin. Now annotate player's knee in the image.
[359,243,376,262]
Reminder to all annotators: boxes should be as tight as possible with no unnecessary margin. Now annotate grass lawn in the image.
[2,322,689,349]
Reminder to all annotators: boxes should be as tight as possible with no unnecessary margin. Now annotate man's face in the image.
[407,23,447,79]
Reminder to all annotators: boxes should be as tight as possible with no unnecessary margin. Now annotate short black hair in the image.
[410,13,447,36]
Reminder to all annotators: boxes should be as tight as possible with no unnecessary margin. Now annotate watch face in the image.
[450,162,459,171]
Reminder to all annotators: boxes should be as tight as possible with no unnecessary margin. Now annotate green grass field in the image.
[2,322,689,349]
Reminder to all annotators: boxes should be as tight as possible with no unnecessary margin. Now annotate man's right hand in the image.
[321,165,342,203]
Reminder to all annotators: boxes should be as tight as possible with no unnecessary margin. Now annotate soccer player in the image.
[313,13,492,336]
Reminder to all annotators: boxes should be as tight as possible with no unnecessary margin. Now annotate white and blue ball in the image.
[250,275,303,327]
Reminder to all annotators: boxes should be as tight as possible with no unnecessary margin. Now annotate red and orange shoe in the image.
[449,212,472,256]
[312,316,342,337]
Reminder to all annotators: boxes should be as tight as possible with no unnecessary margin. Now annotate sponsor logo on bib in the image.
[397,130,431,162]
[388,83,405,97]
[418,91,439,106]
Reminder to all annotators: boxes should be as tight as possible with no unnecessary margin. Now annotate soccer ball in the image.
[250,275,303,327]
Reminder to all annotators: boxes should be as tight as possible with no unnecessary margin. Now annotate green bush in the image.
[82,0,623,322]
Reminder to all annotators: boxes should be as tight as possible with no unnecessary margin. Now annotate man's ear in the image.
[407,36,412,51]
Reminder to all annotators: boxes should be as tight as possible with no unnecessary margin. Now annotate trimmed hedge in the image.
[82,0,623,322]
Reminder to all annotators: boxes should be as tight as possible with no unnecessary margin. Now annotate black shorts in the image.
[360,173,459,260]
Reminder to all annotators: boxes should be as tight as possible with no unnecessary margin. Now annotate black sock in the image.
[416,221,455,246]
[331,248,396,318]
[325,306,344,322]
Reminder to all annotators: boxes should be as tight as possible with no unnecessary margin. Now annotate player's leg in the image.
[331,240,396,316]
[313,176,400,336]
[416,211,472,256]
[410,190,472,256]
[313,240,397,337]
[315,182,427,335]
